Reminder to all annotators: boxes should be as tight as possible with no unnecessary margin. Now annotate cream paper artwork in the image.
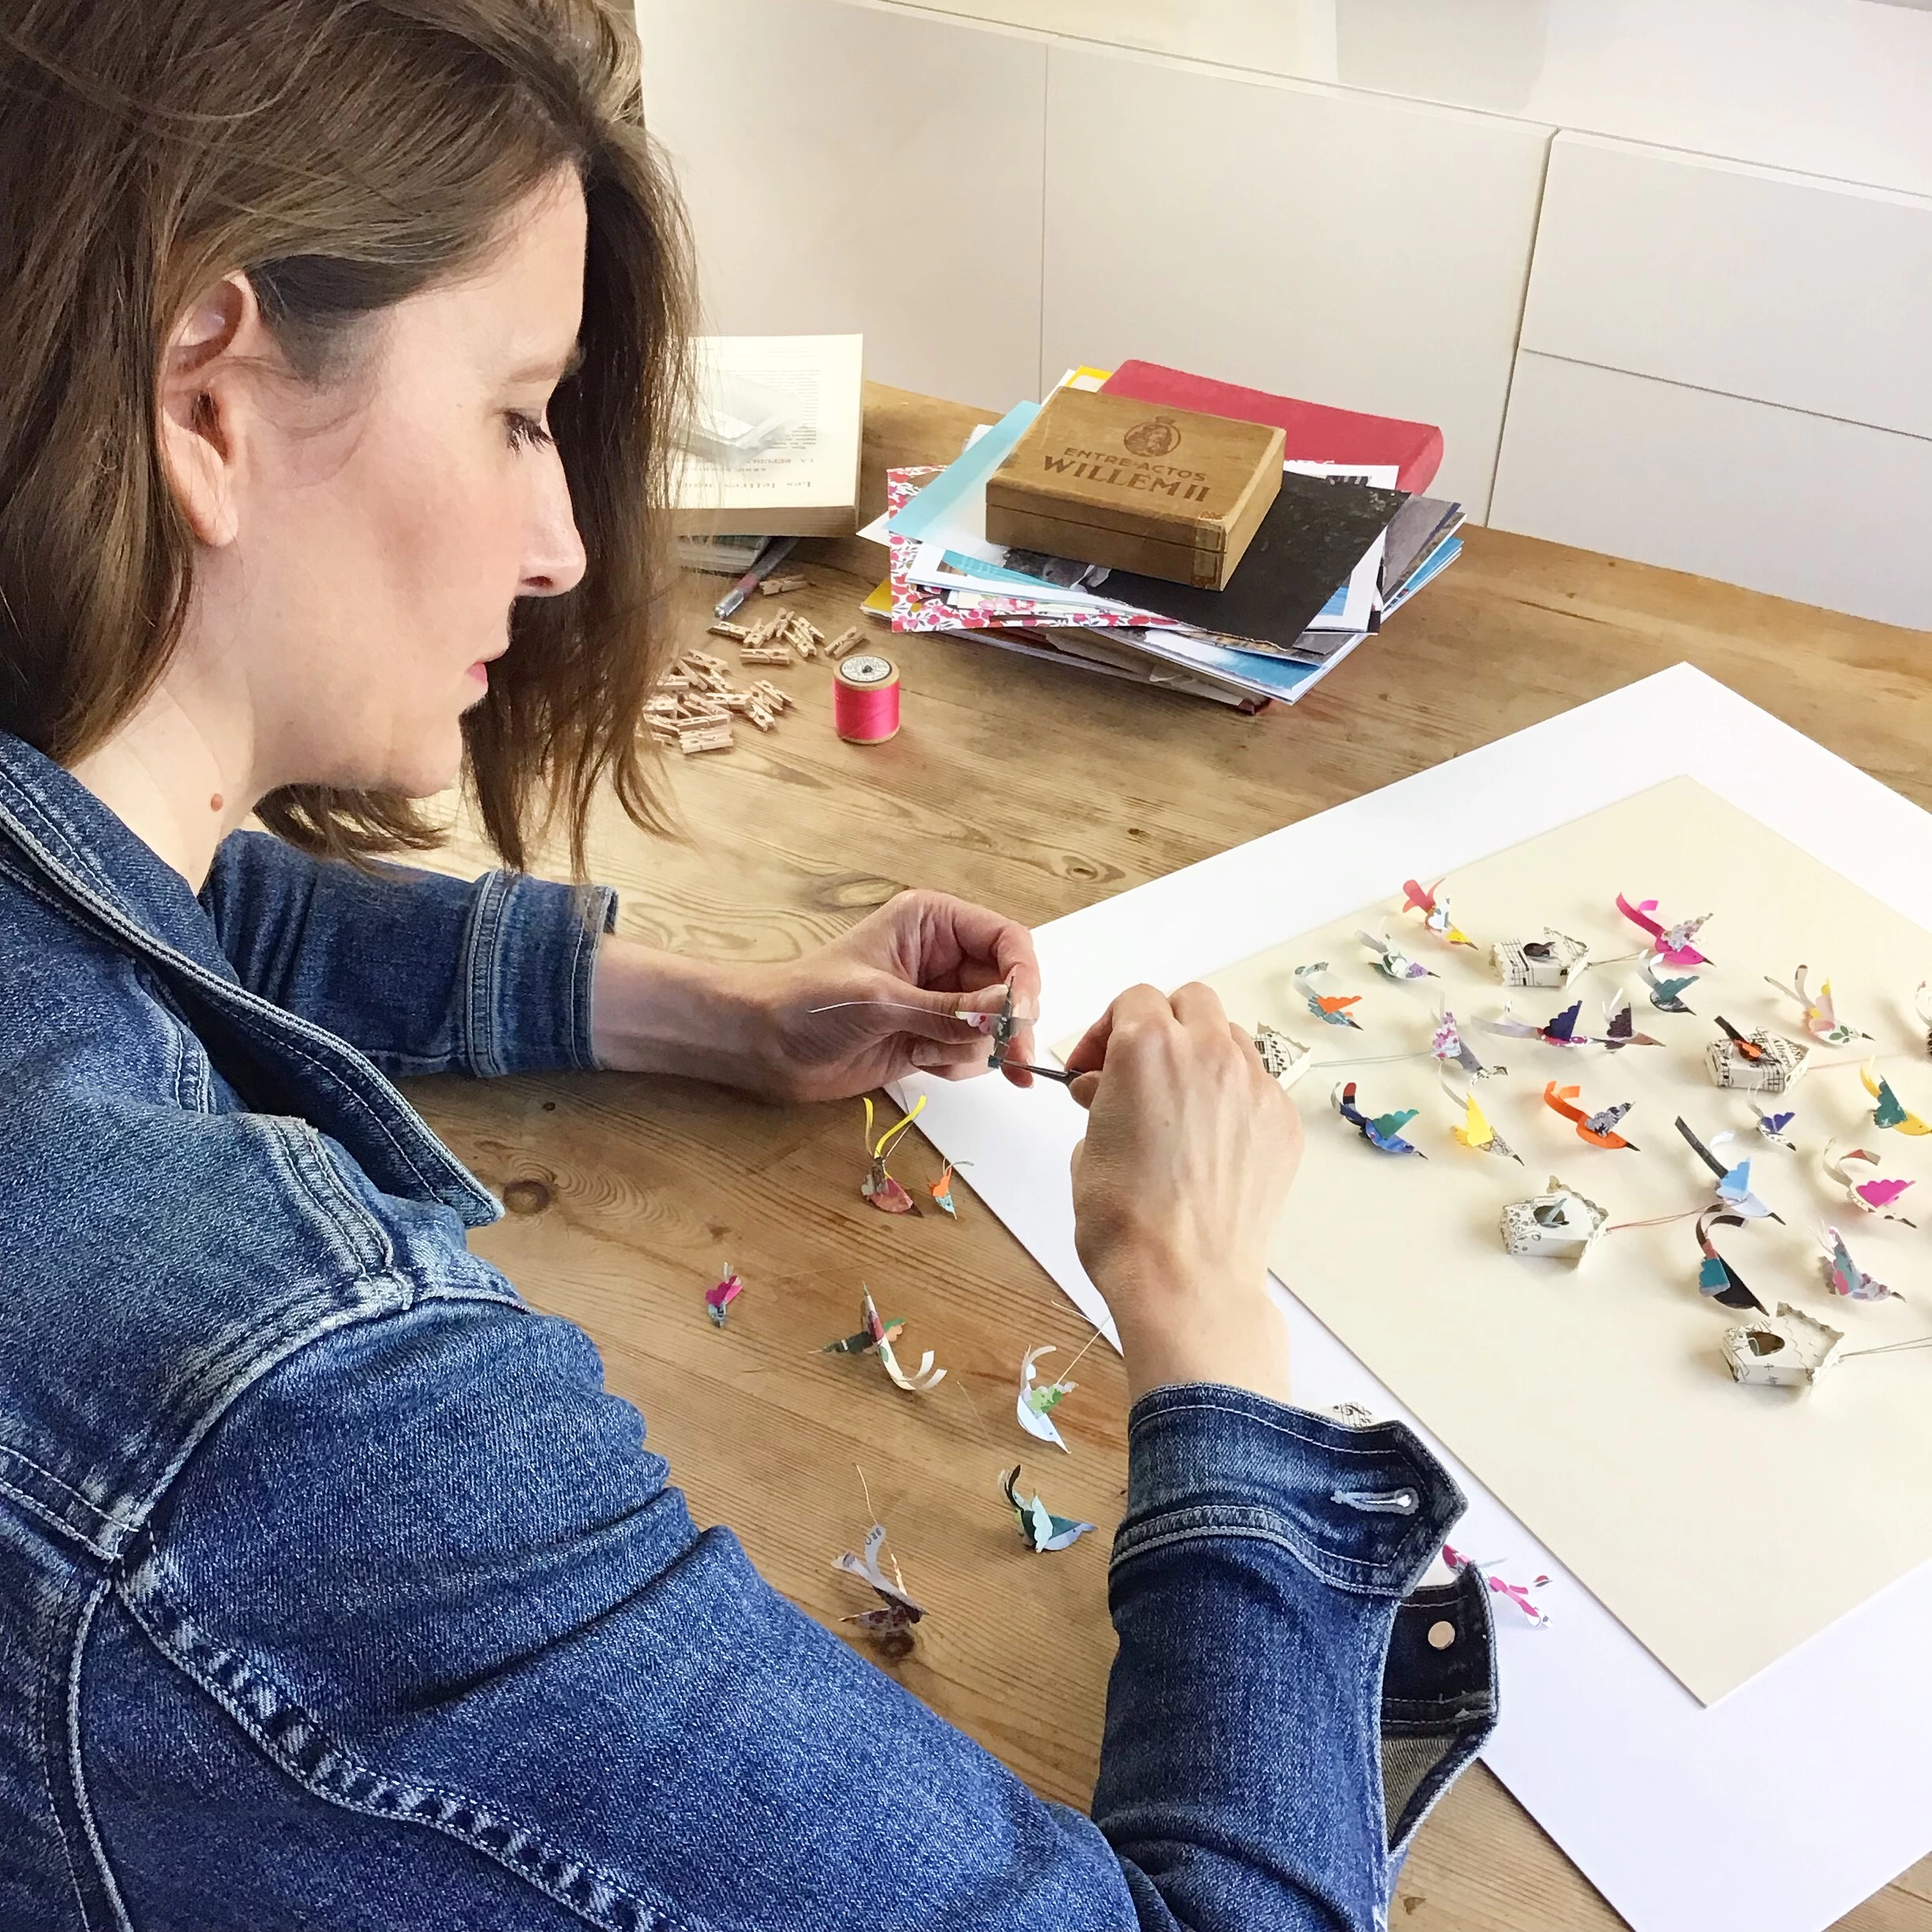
[1202,776,1932,1705]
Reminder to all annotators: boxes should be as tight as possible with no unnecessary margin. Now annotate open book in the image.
[672,334,864,538]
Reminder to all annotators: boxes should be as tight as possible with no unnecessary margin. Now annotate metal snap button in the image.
[1427,1619,1457,1650]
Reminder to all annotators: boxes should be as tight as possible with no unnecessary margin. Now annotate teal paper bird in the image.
[1638,957,1698,1013]
[1002,1466,1094,1552]
[1334,1081,1427,1157]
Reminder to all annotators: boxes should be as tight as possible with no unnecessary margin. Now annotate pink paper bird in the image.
[1763,966,1870,1046]
[1615,894,1713,969]
[1822,1141,1917,1224]
[705,1266,744,1328]
[1820,1225,1901,1303]
[1401,877,1476,947]
[1444,1545,1550,1626]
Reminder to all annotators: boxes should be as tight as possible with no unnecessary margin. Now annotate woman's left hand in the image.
[752,889,1041,1102]
[589,890,1042,1102]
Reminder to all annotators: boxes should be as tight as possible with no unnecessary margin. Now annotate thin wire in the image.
[810,1000,939,1017]
[1060,1327,1108,1379]
[854,1461,907,1589]
[1311,1049,1431,1070]
[1841,1336,1932,1361]
[1606,1209,1701,1233]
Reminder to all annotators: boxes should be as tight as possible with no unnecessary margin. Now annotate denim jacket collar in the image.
[0,728,501,1227]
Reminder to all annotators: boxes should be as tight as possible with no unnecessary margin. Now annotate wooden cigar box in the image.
[984,388,1285,590]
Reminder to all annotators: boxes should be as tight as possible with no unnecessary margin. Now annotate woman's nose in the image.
[520,467,587,598]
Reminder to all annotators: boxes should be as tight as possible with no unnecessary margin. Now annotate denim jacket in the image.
[0,724,1496,1932]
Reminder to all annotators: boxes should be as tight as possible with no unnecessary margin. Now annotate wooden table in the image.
[411,382,1932,1932]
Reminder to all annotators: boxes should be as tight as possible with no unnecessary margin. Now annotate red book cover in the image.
[1100,360,1443,496]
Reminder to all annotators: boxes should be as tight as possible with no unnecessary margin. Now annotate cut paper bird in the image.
[705,1266,745,1329]
[1615,894,1714,969]
[861,1094,925,1214]
[1861,1060,1932,1136]
[1597,996,1664,1052]
[833,1522,925,1634]
[1694,1205,1766,1313]
[928,1162,962,1217]
[1334,1081,1427,1157]
[1750,1105,1798,1150]
[1295,962,1364,1030]
[1017,1345,1077,1451]
[822,1286,947,1392]
[1713,1017,1769,1064]
[1917,981,1932,1056]
[1823,1141,1918,1224]
[1400,877,1476,948]
[1452,1091,1522,1163]
[1443,1546,1551,1627]
[1637,956,1699,1014]
[1482,1000,1591,1049]
[1356,928,1438,982]
[1002,1465,1095,1553]
[1544,1082,1639,1150]
[1431,1011,1502,1082]
[1675,1117,1782,1221]
[1820,1225,1901,1304]
[1482,999,1649,1051]
[1764,966,1870,1046]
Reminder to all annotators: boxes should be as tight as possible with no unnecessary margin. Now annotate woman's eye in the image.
[505,411,554,452]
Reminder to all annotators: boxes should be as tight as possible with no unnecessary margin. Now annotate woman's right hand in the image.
[1065,983,1304,1405]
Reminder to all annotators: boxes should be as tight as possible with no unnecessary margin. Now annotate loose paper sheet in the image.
[1203,778,1932,1705]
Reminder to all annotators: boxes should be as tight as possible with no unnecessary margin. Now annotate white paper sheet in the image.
[893,665,1932,1932]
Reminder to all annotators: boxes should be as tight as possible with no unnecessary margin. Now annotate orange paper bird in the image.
[1401,877,1476,947]
[1294,962,1364,1030]
[1544,1081,1640,1151]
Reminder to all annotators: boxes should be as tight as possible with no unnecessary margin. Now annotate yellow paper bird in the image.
[1452,1092,1522,1162]
[1860,1060,1932,1136]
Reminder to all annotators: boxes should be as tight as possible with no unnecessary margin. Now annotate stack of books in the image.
[857,363,1463,711]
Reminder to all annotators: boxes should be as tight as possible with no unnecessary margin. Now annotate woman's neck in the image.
[64,680,252,897]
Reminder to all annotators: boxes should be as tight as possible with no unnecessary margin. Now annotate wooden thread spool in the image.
[833,653,902,744]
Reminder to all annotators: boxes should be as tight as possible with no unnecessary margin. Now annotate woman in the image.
[0,2,1495,1926]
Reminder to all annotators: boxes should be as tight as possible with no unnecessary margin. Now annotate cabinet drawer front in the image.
[1521,133,1932,440]
[1490,352,1932,631]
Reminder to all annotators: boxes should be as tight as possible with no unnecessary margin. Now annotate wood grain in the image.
[400,381,1932,1932]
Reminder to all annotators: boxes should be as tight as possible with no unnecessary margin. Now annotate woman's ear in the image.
[156,272,264,547]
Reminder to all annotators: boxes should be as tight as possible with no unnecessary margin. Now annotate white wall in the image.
[636,0,1047,408]
[636,0,1932,625]
[1037,45,1548,519]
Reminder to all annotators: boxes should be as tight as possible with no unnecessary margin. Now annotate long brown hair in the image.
[0,0,692,878]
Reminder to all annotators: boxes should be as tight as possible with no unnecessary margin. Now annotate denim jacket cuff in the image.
[1117,1382,1469,1600]
[461,872,619,1078]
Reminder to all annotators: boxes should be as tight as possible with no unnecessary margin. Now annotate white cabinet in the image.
[1039,46,1551,519]
[635,0,1048,408]
[1488,353,1932,630]
[1519,133,1932,440]
[1492,131,1932,626]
